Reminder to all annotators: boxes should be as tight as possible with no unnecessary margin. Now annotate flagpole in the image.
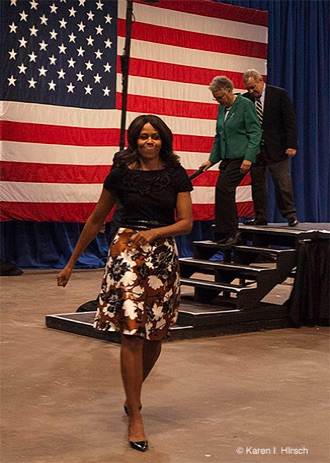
[119,0,159,151]
[119,0,133,150]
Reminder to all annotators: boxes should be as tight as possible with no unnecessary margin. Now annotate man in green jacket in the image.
[200,76,261,247]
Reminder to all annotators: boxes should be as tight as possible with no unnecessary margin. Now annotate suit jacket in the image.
[209,94,261,164]
[243,85,298,162]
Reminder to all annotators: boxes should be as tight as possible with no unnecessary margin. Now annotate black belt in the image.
[122,220,168,230]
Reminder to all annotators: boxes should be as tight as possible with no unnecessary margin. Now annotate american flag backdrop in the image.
[0,0,268,222]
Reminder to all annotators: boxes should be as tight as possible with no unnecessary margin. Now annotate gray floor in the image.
[1,269,329,463]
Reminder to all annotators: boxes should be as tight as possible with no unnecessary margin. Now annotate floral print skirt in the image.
[94,228,180,341]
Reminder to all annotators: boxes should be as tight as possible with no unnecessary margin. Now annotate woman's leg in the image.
[121,336,163,440]
[143,339,162,381]
[215,159,246,237]
[120,335,145,442]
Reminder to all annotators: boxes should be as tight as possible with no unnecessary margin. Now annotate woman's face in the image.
[137,123,162,160]
[212,88,233,107]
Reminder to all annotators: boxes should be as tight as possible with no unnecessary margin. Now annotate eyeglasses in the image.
[212,91,228,102]
[246,84,257,91]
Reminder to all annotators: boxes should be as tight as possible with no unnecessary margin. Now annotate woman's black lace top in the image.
[103,165,193,226]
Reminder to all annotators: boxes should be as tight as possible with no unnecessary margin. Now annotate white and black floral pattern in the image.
[94,228,180,340]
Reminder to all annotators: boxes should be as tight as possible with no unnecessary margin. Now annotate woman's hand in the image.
[240,160,252,174]
[57,266,73,287]
[56,189,116,288]
[199,160,213,171]
[130,229,158,247]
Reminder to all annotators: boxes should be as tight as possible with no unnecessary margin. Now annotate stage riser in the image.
[178,302,289,327]
[46,306,292,342]
[45,225,329,341]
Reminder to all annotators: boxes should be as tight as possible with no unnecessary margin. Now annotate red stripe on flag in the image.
[239,172,252,185]
[120,57,265,89]
[174,134,214,154]
[187,170,252,188]
[0,202,114,222]
[237,201,254,218]
[1,120,215,154]
[187,170,218,186]
[1,161,111,184]
[0,121,120,147]
[119,93,218,120]
[192,203,215,221]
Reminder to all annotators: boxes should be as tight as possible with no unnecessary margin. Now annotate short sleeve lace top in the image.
[103,165,193,226]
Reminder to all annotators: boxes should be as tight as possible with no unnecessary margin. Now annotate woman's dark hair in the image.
[117,114,180,167]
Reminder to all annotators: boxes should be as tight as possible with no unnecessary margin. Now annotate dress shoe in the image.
[216,237,228,245]
[243,219,268,226]
[223,232,242,248]
[288,216,299,227]
[130,440,148,452]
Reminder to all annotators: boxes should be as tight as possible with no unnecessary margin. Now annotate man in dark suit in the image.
[242,69,299,227]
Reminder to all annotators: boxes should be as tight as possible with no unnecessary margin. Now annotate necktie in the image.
[255,96,264,146]
[255,97,263,125]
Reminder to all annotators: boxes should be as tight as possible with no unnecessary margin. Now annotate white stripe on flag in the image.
[1,182,251,205]
[1,141,117,166]
[191,186,252,204]
[1,182,103,203]
[2,101,121,128]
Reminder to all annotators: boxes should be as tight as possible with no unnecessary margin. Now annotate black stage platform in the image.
[238,222,330,247]
[46,223,330,341]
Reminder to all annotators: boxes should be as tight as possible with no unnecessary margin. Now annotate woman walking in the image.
[57,114,193,452]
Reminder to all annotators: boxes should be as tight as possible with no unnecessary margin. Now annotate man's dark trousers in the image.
[251,149,297,223]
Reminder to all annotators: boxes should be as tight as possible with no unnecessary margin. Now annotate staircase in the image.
[180,242,296,309]
[173,226,300,336]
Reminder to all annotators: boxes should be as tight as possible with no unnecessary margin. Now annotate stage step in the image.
[192,240,294,251]
[180,277,251,292]
[193,239,294,255]
[180,238,297,310]
[180,257,274,279]
[177,297,290,332]
[180,277,258,309]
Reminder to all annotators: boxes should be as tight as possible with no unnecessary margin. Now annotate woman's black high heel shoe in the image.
[130,440,148,452]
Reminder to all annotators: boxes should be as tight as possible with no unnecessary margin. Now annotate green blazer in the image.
[209,94,261,164]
